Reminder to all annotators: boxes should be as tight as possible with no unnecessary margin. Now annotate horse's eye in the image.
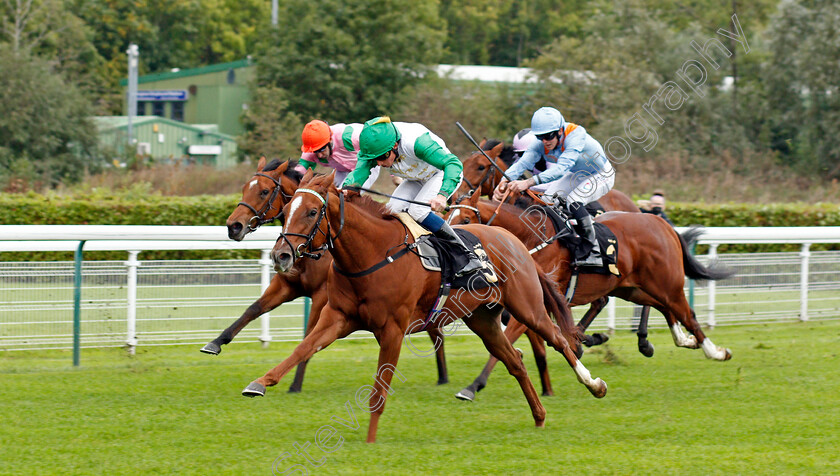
[477,165,486,171]
[462,218,471,225]
[308,209,318,217]
[260,189,270,197]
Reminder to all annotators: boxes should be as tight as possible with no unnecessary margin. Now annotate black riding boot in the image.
[434,222,484,276]
[569,202,603,267]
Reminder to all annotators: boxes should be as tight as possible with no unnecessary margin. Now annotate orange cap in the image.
[301,120,331,153]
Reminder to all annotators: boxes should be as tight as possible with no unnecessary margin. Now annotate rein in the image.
[276,188,344,261]
[343,186,450,212]
[237,172,295,230]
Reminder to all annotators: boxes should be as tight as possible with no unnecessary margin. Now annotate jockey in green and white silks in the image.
[493,107,615,267]
[342,116,482,276]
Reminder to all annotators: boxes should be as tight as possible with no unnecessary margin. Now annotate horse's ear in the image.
[479,138,487,149]
[301,168,315,185]
[469,188,481,206]
[276,160,289,174]
[257,156,267,171]
[490,142,504,158]
[326,170,336,188]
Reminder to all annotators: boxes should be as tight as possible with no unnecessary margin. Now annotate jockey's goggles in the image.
[535,130,558,141]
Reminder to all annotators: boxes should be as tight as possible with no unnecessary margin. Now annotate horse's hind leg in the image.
[672,306,731,361]
[525,329,553,396]
[504,291,606,398]
[455,316,528,401]
[201,275,296,355]
[428,328,449,385]
[462,306,546,427]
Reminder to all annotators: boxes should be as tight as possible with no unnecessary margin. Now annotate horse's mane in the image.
[303,173,394,221]
[264,158,304,183]
[481,139,517,167]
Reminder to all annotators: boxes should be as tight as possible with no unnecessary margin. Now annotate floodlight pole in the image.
[126,44,139,149]
[271,0,278,26]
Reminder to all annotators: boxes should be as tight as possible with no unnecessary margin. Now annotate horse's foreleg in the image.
[243,305,356,396]
[575,296,610,347]
[462,310,546,428]
[678,308,732,361]
[525,329,552,396]
[455,316,528,401]
[427,328,449,385]
[636,305,655,358]
[202,276,296,355]
[288,290,328,393]
[366,323,405,444]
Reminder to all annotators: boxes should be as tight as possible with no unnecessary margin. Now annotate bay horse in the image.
[448,190,734,401]
[201,157,451,391]
[457,139,640,213]
[241,171,608,443]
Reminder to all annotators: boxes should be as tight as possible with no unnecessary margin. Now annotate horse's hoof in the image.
[437,378,449,386]
[588,378,607,399]
[242,381,266,397]
[287,386,301,394]
[723,348,732,361]
[638,341,655,358]
[455,389,475,401]
[541,390,554,397]
[593,333,609,345]
[535,419,545,428]
[200,342,221,355]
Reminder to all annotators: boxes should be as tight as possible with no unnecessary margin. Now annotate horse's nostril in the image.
[279,253,292,262]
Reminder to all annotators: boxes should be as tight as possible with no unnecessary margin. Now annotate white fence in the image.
[1,226,839,358]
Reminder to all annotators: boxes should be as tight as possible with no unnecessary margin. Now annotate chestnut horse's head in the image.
[271,170,337,273]
[445,188,483,226]
[226,157,302,241]
[456,141,507,198]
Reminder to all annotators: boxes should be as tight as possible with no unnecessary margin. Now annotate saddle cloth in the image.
[395,213,497,288]
[541,206,620,276]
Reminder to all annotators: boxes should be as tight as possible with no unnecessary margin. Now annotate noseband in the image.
[276,188,344,261]
[237,172,295,231]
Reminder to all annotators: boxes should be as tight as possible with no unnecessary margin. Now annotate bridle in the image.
[236,172,295,231]
[275,188,344,261]
[460,157,501,195]
[446,195,483,225]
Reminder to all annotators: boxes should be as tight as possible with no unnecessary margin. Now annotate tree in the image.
[254,0,446,124]
[765,0,840,177]
[0,46,100,188]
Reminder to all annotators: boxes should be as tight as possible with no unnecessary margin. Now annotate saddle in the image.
[540,206,620,276]
[395,213,497,289]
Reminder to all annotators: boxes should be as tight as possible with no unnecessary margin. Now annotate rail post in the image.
[125,250,140,354]
[800,243,811,322]
[259,250,273,347]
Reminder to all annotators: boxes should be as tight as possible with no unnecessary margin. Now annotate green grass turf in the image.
[1,321,839,475]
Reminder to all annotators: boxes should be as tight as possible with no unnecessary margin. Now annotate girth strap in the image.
[332,243,417,278]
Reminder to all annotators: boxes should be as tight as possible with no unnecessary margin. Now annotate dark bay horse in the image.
[202,158,451,390]
[458,139,640,213]
[241,171,607,443]
[448,191,734,401]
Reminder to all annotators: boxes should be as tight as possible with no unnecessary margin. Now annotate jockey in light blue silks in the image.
[493,107,615,266]
[343,116,483,276]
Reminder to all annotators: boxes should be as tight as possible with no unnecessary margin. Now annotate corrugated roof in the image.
[118,59,252,86]
[92,116,235,141]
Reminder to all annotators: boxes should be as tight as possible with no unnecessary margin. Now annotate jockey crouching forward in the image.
[297,119,381,189]
[342,116,483,277]
[493,107,615,267]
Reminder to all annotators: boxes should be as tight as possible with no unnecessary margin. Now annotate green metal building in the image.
[118,59,255,137]
[94,116,239,168]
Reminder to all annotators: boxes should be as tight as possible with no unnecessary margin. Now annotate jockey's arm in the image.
[532,130,585,185]
[341,158,376,191]
[413,133,463,198]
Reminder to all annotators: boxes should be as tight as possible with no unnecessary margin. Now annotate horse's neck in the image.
[327,198,407,273]
[479,201,546,247]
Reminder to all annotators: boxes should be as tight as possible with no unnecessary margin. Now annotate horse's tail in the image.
[678,227,736,281]
[537,269,582,347]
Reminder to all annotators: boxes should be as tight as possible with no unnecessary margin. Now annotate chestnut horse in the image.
[457,139,640,213]
[201,157,450,391]
[241,171,607,443]
[448,191,734,401]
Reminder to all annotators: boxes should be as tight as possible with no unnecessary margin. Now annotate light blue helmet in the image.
[530,107,565,135]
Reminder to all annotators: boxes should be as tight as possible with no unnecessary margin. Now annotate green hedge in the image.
[1,193,838,260]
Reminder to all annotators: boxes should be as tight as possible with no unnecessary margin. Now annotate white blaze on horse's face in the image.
[248,179,258,189]
[449,209,460,224]
[286,196,304,228]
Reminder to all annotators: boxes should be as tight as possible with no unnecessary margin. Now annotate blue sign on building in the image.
[137,90,188,101]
